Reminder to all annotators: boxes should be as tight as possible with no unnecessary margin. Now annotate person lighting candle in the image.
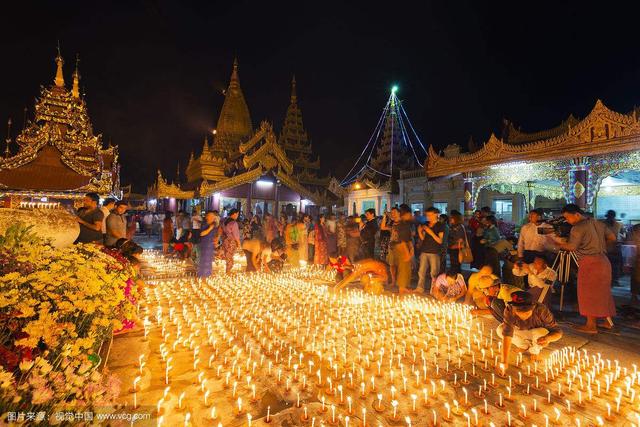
[498,291,562,364]
[430,270,467,302]
[470,275,520,322]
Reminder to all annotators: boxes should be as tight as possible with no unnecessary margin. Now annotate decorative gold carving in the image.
[464,190,472,202]
[426,99,640,178]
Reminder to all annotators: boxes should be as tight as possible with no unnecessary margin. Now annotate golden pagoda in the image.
[153,60,334,217]
[0,49,120,206]
[211,58,253,156]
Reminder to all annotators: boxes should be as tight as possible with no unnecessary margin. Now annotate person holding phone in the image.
[416,207,445,293]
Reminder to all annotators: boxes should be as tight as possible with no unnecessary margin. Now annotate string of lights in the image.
[341,85,426,186]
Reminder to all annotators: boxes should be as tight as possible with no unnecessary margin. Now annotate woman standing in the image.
[296,214,309,264]
[326,214,338,257]
[197,211,218,278]
[629,223,640,305]
[448,211,466,274]
[336,214,347,256]
[480,215,501,276]
[314,214,329,265]
[379,209,397,262]
[469,210,484,269]
[285,217,300,266]
[221,209,241,274]
[162,212,173,254]
[345,216,361,262]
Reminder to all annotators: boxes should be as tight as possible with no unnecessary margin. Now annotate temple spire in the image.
[72,54,80,98]
[4,118,12,157]
[229,57,240,90]
[290,75,297,104]
[54,43,65,87]
[213,58,253,153]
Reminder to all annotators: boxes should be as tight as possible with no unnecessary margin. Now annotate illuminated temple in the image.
[150,60,333,217]
[405,100,640,222]
[0,51,120,207]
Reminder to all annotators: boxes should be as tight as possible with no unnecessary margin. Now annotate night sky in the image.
[1,1,639,192]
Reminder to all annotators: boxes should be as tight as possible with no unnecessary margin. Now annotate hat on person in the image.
[508,291,534,310]
[476,274,501,289]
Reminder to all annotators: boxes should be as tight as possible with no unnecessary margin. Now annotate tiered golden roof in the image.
[0,50,119,198]
[278,76,326,188]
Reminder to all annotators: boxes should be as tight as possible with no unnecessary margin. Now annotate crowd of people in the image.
[71,192,637,362]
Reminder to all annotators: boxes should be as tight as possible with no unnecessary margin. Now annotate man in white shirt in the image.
[517,209,552,263]
[512,256,557,304]
[142,212,154,237]
[100,198,116,244]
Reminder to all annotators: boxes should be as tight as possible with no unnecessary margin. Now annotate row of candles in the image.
[127,252,640,426]
[18,201,61,209]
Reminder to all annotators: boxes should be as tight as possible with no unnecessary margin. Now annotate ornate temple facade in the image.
[0,52,120,207]
[150,61,332,217]
[420,100,640,222]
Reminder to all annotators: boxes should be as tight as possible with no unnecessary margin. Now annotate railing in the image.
[399,169,425,179]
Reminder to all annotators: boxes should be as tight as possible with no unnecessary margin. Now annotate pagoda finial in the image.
[176,162,181,183]
[54,42,65,87]
[72,54,81,98]
[4,118,12,158]
[290,75,297,104]
[229,57,240,90]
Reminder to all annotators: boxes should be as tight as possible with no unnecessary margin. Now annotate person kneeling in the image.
[430,270,467,302]
[335,258,388,294]
[498,291,563,364]
[470,275,520,323]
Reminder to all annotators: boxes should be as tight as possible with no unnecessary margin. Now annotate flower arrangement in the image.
[0,223,138,417]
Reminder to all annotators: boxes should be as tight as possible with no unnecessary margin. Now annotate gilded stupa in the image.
[212,58,253,156]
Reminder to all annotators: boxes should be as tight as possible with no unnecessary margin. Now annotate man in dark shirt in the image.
[391,204,414,294]
[75,192,104,244]
[497,291,563,364]
[359,208,379,259]
[416,207,445,292]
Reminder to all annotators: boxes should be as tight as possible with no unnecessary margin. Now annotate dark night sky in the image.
[1,1,639,192]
